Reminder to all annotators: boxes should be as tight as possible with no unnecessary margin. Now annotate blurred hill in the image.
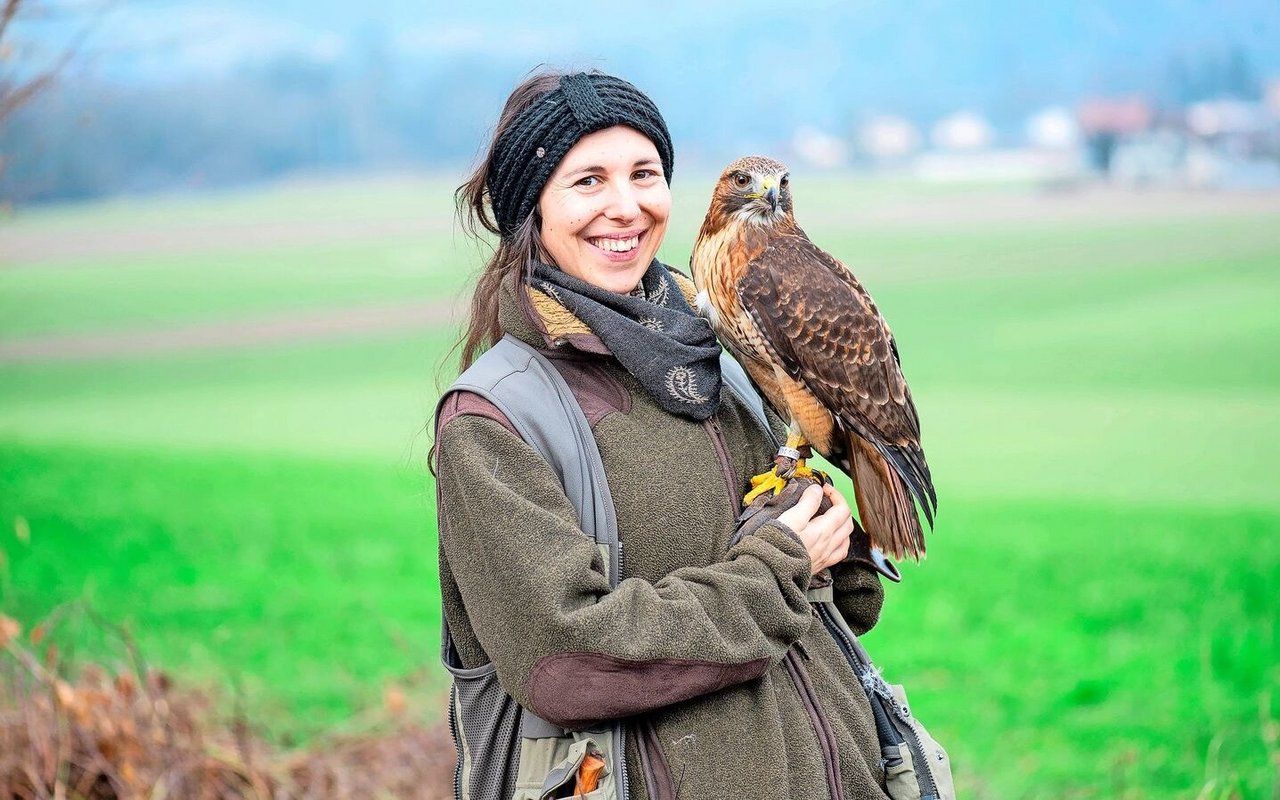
[3,0,1279,203]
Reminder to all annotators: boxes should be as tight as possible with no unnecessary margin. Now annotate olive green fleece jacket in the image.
[435,270,891,799]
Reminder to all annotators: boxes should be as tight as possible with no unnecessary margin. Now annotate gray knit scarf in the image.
[530,260,723,421]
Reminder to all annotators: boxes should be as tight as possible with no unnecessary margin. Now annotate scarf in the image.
[530,260,723,421]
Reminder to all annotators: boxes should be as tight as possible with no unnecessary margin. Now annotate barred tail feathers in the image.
[878,440,937,528]
[850,435,927,561]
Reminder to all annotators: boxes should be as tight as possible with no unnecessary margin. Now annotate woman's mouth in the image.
[587,232,644,256]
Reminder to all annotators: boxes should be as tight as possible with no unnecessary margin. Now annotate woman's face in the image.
[537,125,671,293]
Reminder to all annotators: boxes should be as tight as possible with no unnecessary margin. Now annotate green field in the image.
[2,176,1278,797]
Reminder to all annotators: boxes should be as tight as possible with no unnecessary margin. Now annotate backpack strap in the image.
[719,352,780,450]
[440,334,622,581]
[436,334,627,789]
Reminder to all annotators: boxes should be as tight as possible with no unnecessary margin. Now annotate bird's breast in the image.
[691,229,744,327]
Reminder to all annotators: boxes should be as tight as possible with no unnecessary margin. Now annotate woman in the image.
[434,70,890,800]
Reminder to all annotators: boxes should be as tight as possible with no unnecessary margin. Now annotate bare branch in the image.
[0,0,102,125]
[0,0,22,46]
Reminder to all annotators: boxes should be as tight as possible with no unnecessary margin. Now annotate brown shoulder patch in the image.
[548,358,632,428]
[436,390,519,439]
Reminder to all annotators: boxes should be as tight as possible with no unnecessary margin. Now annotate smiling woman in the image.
[537,127,670,293]
[433,70,892,800]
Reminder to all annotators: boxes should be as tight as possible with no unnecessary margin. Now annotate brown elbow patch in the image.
[528,651,770,729]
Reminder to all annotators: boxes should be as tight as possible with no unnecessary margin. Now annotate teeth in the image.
[592,236,640,252]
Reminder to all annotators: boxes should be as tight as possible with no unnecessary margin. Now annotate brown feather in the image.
[850,435,925,560]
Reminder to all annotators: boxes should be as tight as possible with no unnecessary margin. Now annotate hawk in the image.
[691,156,936,561]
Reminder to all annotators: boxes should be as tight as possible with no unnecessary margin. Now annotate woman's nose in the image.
[602,182,641,221]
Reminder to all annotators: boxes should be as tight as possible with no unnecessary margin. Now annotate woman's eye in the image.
[633,169,658,181]
[577,175,601,187]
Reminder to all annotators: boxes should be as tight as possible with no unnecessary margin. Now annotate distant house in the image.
[1182,97,1280,188]
[929,110,994,151]
[856,115,921,162]
[1076,97,1153,172]
[1026,107,1080,150]
[913,108,1081,183]
[1266,78,1280,118]
[790,126,849,170]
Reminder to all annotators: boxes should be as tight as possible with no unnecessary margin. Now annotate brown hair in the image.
[449,69,563,373]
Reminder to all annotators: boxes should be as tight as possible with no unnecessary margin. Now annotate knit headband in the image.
[487,72,675,239]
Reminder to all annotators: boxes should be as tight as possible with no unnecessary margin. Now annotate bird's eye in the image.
[732,172,751,189]
[780,174,790,189]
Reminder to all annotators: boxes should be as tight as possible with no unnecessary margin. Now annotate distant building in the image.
[856,115,921,160]
[790,126,849,170]
[1266,79,1280,117]
[1076,97,1153,172]
[913,148,1083,183]
[1186,99,1269,138]
[1026,107,1080,150]
[1109,130,1186,186]
[1182,97,1280,188]
[930,110,994,150]
[915,109,1081,183]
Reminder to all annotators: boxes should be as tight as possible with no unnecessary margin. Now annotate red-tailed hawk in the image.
[691,156,936,560]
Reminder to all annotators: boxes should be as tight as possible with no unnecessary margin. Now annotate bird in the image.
[690,156,936,561]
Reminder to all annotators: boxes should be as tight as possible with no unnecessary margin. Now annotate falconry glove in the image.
[731,476,901,584]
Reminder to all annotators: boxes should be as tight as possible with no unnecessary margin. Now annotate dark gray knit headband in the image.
[487,72,675,239]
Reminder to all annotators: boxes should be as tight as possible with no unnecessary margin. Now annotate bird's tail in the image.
[850,435,928,561]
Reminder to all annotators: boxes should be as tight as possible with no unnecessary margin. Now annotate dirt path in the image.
[0,214,451,267]
[0,299,460,364]
[8,187,1279,267]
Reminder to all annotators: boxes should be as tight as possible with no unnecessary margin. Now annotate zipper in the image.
[447,685,464,799]
[710,414,842,797]
[815,603,940,799]
[704,415,743,518]
[816,603,905,755]
[782,648,846,800]
[893,713,940,798]
[614,721,630,800]
[612,529,630,798]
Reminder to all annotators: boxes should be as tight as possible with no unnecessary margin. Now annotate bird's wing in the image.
[737,234,936,519]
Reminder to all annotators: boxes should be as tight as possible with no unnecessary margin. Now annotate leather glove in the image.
[731,476,900,583]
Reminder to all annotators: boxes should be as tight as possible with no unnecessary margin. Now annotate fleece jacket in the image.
[434,269,891,800]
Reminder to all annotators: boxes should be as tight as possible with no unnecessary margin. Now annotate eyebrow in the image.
[563,158,662,179]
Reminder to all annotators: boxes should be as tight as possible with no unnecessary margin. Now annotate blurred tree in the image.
[0,0,73,123]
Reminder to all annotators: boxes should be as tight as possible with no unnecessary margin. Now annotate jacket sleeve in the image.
[829,561,884,636]
[435,412,815,731]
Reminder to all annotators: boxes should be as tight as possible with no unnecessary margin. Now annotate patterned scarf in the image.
[530,260,723,421]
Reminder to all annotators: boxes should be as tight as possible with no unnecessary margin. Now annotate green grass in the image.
[866,498,1279,799]
[2,176,1278,797]
[0,441,443,741]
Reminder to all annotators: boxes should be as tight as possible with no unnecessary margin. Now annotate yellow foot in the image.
[742,460,832,506]
[743,468,789,505]
[791,462,831,485]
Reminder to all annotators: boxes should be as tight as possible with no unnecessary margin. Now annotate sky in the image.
[24,0,1280,92]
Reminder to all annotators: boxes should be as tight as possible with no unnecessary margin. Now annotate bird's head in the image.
[705,156,794,232]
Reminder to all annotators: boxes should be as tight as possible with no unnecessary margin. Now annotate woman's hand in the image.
[776,483,855,575]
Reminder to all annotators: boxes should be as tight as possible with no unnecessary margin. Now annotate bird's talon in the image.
[743,468,790,505]
[790,462,829,485]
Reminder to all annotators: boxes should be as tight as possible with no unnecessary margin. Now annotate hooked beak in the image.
[759,177,779,212]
